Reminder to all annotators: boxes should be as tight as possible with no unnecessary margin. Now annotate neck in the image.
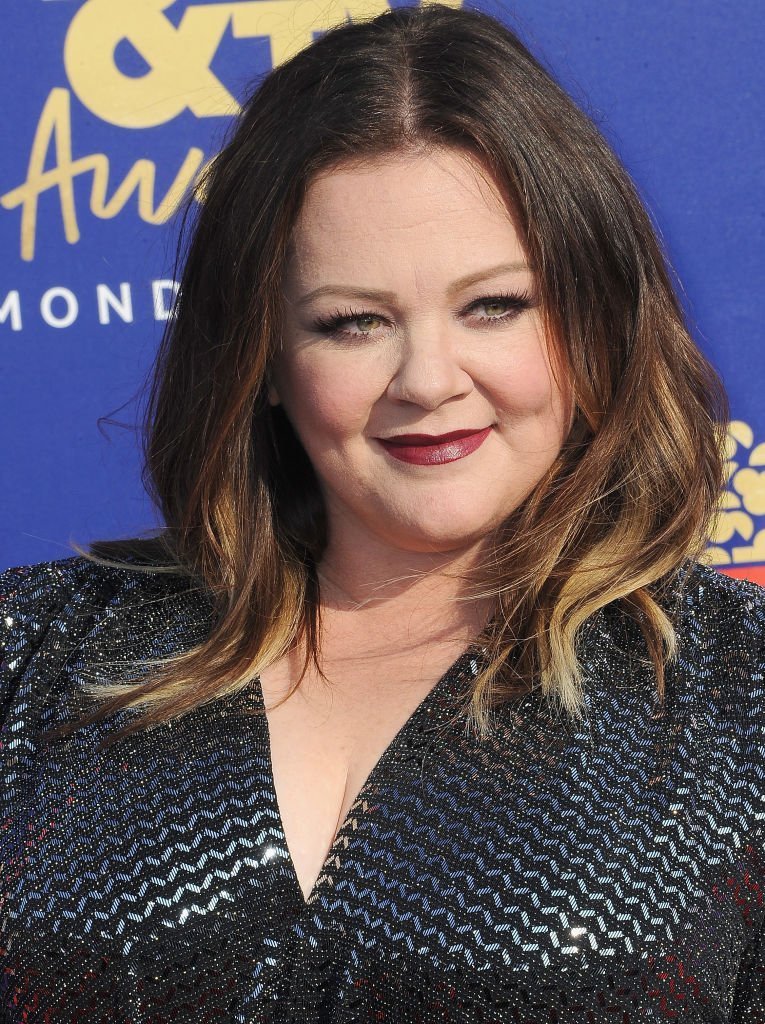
[316,522,493,649]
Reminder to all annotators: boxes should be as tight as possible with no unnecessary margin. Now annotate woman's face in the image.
[271,148,573,555]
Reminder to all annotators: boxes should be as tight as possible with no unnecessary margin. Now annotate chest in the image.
[256,656,452,902]
[0,673,759,1020]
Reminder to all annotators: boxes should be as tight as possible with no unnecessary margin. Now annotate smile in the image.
[377,426,493,465]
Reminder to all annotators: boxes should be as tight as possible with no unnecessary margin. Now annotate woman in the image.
[1,3,763,1020]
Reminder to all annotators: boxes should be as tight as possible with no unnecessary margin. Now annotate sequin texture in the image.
[0,554,764,1021]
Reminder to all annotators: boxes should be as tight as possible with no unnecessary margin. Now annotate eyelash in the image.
[311,290,536,339]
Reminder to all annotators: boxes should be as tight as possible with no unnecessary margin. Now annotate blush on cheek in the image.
[498,378,562,423]
[278,369,369,442]
[514,350,568,414]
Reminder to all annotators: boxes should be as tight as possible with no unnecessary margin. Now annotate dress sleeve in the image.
[730,577,765,1022]
[731,914,765,1021]
[0,560,73,724]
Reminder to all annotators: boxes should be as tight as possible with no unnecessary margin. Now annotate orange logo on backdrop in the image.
[708,421,765,584]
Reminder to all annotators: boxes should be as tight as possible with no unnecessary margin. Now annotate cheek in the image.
[489,334,569,425]
[274,351,380,441]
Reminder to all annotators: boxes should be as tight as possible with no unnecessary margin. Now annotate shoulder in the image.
[0,553,210,721]
[0,551,197,630]
[596,559,765,667]
[0,555,114,674]
[661,561,765,749]
[592,559,765,713]
[671,559,765,659]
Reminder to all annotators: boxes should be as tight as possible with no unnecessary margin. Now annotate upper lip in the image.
[379,427,490,445]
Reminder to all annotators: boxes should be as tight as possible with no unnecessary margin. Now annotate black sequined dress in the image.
[0,555,764,1022]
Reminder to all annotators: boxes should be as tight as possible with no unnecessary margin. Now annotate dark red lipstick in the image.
[378,426,492,465]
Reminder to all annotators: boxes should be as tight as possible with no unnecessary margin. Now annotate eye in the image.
[312,308,385,339]
[311,290,536,340]
[474,293,534,322]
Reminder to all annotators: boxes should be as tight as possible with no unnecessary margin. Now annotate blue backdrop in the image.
[1,0,763,581]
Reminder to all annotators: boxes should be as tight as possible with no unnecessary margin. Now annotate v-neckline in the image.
[251,648,476,909]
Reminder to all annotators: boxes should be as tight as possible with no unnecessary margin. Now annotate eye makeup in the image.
[310,290,537,340]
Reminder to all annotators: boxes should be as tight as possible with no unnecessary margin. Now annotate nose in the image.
[385,332,474,410]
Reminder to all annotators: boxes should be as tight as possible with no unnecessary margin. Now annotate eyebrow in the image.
[295,261,531,307]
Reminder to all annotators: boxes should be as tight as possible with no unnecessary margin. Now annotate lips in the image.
[377,426,492,465]
[383,428,486,445]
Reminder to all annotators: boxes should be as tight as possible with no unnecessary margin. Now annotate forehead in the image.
[285,149,526,289]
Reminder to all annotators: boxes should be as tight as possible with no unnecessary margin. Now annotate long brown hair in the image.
[64,1,727,744]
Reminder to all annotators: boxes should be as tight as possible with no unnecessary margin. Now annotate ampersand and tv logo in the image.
[0,0,428,333]
[1,0,410,263]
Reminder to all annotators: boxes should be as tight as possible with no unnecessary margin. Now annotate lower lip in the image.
[378,426,492,465]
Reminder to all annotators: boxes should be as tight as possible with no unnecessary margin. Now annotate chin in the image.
[380,516,497,555]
